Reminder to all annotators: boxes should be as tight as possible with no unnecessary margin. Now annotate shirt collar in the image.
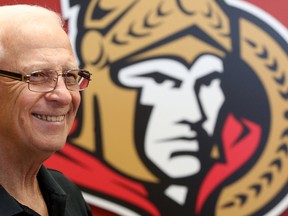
[0,165,67,216]
[37,165,68,214]
[37,165,66,196]
[0,185,23,215]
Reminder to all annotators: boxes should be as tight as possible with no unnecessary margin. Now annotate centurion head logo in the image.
[46,0,288,215]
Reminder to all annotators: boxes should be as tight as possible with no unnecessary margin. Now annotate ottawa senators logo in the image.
[46,0,288,215]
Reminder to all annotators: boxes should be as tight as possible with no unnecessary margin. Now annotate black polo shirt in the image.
[0,166,91,216]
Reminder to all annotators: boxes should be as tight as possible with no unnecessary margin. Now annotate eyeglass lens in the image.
[28,69,90,92]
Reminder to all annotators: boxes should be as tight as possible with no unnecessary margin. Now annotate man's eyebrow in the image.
[22,63,78,72]
[65,62,79,69]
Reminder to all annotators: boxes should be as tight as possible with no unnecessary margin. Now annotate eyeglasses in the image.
[0,69,91,93]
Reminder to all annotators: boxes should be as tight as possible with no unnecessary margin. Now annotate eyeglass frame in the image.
[0,69,92,92]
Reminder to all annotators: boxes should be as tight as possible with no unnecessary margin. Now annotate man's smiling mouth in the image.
[33,114,65,122]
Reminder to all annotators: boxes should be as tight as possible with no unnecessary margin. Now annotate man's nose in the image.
[46,76,72,104]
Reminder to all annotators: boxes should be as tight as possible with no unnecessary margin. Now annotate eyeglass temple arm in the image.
[0,70,23,81]
[79,70,92,80]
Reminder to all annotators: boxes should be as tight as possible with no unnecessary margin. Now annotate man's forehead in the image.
[1,23,74,70]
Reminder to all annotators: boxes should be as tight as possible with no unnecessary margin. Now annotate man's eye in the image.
[65,73,78,84]
[137,71,181,88]
[66,72,77,80]
[30,71,51,82]
[31,72,47,77]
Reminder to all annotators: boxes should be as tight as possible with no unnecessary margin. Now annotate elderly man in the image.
[0,4,91,216]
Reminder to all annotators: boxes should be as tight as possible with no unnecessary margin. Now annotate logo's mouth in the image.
[170,151,198,158]
[158,136,198,143]
[33,114,65,122]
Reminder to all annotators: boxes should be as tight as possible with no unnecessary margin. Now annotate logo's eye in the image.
[194,72,223,93]
[136,71,182,88]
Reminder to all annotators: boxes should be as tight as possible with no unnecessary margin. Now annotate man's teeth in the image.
[34,114,65,122]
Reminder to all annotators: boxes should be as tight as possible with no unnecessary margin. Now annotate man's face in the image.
[0,20,80,158]
[118,54,225,179]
